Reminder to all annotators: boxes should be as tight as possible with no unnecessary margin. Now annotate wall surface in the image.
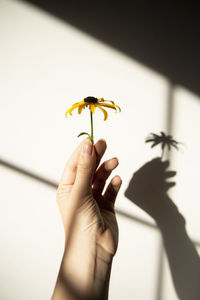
[0,1,200,299]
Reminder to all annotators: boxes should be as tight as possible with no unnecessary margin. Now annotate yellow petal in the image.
[65,107,73,117]
[96,104,108,121]
[99,103,121,113]
[98,98,115,105]
[72,101,85,107]
[99,103,116,111]
[65,102,85,117]
[90,103,96,114]
[78,104,87,114]
[115,104,121,112]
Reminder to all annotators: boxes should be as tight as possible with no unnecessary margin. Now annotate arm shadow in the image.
[125,157,200,300]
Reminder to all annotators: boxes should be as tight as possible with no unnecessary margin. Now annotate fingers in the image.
[92,157,119,194]
[94,139,107,167]
[57,138,86,193]
[72,139,96,197]
[57,137,121,210]
[58,138,107,194]
[104,175,122,206]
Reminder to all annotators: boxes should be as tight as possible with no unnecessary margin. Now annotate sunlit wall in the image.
[0,0,200,299]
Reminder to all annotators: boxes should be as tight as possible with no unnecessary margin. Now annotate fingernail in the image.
[113,157,119,165]
[82,139,93,156]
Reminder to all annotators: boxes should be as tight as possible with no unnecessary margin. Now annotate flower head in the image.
[65,96,121,121]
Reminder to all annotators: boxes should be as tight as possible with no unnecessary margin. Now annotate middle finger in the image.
[92,157,119,194]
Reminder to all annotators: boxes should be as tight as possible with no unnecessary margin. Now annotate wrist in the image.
[53,238,113,300]
[90,243,113,300]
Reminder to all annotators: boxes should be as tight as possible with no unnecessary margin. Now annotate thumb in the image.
[72,139,96,198]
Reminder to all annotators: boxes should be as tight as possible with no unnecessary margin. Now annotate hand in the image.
[57,137,122,255]
[52,138,122,300]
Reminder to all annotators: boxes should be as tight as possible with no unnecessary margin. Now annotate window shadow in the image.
[23,0,200,96]
[0,158,57,189]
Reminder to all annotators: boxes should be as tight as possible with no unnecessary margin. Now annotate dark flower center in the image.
[84,96,98,103]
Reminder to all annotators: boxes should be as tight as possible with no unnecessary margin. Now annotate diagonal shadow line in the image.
[0,158,58,189]
[115,209,156,229]
[1,157,200,250]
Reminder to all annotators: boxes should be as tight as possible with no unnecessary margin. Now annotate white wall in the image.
[0,0,200,299]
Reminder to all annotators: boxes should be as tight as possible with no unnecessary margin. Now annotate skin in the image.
[52,138,122,300]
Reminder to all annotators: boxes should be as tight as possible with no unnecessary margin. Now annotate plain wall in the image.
[0,1,200,299]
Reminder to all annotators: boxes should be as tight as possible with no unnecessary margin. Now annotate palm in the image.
[99,209,118,256]
[97,194,119,255]
[78,191,119,256]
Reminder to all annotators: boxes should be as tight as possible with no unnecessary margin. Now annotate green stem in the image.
[90,110,94,143]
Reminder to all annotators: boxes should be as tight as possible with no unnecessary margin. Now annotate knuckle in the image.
[56,184,73,200]
[78,161,93,174]
[66,163,77,173]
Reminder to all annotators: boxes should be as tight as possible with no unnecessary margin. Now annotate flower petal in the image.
[99,103,121,112]
[89,103,96,114]
[98,98,115,105]
[96,104,108,121]
[72,101,85,107]
[78,104,87,114]
[65,107,74,117]
[65,102,85,117]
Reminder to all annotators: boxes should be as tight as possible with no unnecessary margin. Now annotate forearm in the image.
[52,241,113,300]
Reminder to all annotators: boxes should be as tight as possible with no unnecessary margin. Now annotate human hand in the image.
[56,138,122,254]
[53,138,122,300]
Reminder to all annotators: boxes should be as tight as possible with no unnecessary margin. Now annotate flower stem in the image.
[90,110,94,143]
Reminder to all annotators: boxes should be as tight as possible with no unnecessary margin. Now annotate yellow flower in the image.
[65,96,121,121]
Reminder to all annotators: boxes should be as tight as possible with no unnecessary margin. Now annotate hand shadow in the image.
[125,158,200,300]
